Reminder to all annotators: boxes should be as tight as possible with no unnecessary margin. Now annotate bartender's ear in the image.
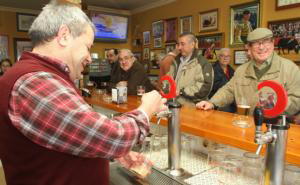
[57,24,71,47]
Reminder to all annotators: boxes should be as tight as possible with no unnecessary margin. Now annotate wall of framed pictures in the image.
[131,0,300,67]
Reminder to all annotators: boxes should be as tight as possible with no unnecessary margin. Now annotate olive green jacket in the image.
[168,49,214,106]
[210,52,300,115]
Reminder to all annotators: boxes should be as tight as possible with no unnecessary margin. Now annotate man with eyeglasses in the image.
[197,28,300,118]
[110,49,155,95]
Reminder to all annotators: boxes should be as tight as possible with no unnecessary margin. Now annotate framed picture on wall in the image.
[16,13,37,32]
[234,50,249,65]
[276,0,300,10]
[153,37,162,48]
[152,20,164,38]
[0,35,9,61]
[197,33,224,62]
[180,16,192,34]
[14,38,32,61]
[165,18,178,43]
[268,18,300,62]
[143,31,150,45]
[199,9,218,32]
[230,1,260,46]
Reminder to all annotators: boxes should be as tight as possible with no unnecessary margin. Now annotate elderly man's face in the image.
[219,50,231,67]
[248,38,274,64]
[119,51,134,71]
[178,36,195,57]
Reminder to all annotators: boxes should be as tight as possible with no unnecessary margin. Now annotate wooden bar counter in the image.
[85,93,300,166]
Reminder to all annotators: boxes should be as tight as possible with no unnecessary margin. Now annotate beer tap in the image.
[159,76,185,177]
[253,80,289,185]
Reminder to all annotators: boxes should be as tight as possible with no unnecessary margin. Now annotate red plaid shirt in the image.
[8,56,149,158]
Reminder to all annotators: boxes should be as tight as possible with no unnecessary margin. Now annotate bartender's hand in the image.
[116,151,152,178]
[138,90,167,118]
[196,101,214,110]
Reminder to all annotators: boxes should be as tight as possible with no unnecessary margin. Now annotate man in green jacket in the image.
[196,28,300,117]
[167,32,214,106]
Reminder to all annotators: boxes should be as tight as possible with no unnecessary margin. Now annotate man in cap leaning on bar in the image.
[196,28,300,118]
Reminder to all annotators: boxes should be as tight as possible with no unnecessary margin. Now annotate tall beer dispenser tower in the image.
[253,80,289,185]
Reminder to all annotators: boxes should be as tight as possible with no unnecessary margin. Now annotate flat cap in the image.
[247,28,273,42]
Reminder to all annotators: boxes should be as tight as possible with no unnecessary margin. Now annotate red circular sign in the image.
[160,75,177,99]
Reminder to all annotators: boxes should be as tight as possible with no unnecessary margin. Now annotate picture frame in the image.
[276,0,300,10]
[199,9,218,32]
[268,18,300,62]
[234,50,249,65]
[143,31,150,45]
[152,20,164,38]
[0,34,9,61]
[230,1,260,46]
[13,38,32,61]
[180,16,193,34]
[16,13,37,32]
[153,37,162,48]
[197,33,224,62]
[165,18,178,43]
[150,49,165,69]
[143,47,150,60]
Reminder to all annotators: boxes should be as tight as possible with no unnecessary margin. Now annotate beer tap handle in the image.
[254,106,264,127]
[256,144,263,155]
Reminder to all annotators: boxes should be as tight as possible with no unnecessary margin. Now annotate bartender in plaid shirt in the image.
[0,1,166,185]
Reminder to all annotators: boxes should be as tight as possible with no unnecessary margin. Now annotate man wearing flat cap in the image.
[196,28,300,119]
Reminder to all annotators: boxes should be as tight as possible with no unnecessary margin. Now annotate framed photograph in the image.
[154,37,162,48]
[150,49,165,69]
[152,20,164,38]
[180,16,193,34]
[13,38,32,61]
[276,0,300,10]
[143,47,150,60]
[234,50,249,65]
[143,31,150,45]
[16,13,37,32]
[165,18,178,43]
[165,44,176,53]
[230,1,260,46]
[197,33,224,62]
[199,9,218,32]
[268,18,300,62]
[0,35,9,61]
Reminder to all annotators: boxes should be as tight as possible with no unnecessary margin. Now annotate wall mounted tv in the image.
[90,12,129,43]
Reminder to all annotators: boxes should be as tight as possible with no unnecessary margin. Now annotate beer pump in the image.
[253,80,289,185]
[157,75,185,177]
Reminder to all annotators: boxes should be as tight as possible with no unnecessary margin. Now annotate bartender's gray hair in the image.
[179,32,197,44]
[218,48,230,56]
[29,0,95,47]
[119,49,136,60]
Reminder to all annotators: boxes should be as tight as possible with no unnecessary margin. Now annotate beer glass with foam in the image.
[232,97,251,128]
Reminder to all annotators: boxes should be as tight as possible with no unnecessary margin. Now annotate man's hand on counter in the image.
[196,101,214,110]
[138,90,167,118]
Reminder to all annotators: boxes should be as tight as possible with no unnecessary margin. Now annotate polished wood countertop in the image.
[85,93,300,166]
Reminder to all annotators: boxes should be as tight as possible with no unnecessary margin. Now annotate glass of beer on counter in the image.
[232,97,251,128]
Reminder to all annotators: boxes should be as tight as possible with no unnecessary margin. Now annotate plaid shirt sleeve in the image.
[8,72,149,158]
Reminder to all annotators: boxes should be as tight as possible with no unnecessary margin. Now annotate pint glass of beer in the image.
[232,97,251,128]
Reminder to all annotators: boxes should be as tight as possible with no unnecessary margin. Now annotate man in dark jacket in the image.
[110,49,155,95]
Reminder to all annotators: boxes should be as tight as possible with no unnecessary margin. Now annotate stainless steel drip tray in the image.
[109,162,188,185]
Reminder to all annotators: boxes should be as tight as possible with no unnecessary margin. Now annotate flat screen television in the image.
[90,12,129,43]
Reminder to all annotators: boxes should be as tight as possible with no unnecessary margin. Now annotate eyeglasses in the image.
[119,56,132,62]
[251,38,273,48]
[220,55,231,59]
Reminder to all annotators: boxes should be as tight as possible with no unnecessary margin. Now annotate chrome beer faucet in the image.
[253,107,290,185]
[155,99,185,177]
